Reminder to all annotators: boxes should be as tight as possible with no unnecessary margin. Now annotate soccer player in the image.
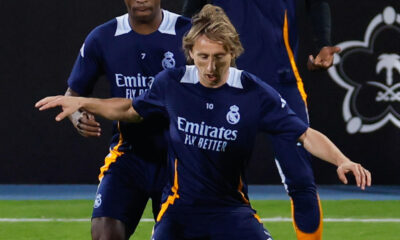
[182,0,341,239]
[36,5,371,240]
[64,0,191,239]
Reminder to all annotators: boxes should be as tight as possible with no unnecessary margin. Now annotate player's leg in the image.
[150,190,162,220]
[273,138,322,240]
[148,159,168,221]
[91,154,150,240]
[273,82,322,240]
[151,213,182,240]
[91,217,126,240]
[210,210,273,240]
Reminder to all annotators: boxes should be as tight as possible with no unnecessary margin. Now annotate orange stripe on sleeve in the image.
[253,213,262,223]
[283,10,308,106]
[156,159,180,222]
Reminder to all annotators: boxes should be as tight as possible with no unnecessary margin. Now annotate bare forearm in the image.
[300,128,350,166]
[299,128,371,189]
[80,98,142,122]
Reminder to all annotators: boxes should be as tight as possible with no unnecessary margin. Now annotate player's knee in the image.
[290,190,321,233]
[91,217,126,240]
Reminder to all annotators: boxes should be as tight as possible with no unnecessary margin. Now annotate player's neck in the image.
[128,10,163,35]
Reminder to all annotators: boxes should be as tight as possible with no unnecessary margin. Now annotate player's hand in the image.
[35,95,84,122]
[336,161,371,190]
[307,46,341,71]
[70,111,101,137]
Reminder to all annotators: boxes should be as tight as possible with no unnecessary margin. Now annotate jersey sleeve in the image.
[67,30,103,96]
[258,84,308,140]
[132,70,169,119]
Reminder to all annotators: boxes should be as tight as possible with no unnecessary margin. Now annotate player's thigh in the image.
[152,217,181,240]
[147,161,168,220]
[272,135,315,188]
[276,82,309,123]
[92,171,150,237]
[211,212,273,240]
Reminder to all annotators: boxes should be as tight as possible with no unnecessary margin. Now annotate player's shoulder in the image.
[86,15,122,41]
[154,65,187,86]
[240,70,280,97]
[175,12,191,34]
[159,10,191,37]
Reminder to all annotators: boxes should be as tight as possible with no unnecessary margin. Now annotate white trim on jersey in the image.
[158,10,179,35]
[227,68,243,89]
[115,14,131,37]
[115,10,179,37]
[181,66,244,89]
[181,65,199,84]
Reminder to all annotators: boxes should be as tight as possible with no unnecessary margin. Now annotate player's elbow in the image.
[298,127,310,143]
[119,107,142,123]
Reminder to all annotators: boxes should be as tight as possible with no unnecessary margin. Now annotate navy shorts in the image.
[152,207,273,240]
[92,151,167,235]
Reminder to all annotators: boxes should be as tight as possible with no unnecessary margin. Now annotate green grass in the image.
[0,200,399,239]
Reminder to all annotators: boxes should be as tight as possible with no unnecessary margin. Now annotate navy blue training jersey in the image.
[67,10,191,159]
[133,66,308,212]
[213,0,298,88]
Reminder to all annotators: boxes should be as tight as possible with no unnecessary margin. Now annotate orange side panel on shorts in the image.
[291,194,323,240]
[238,176,250,204]
[98,122,124,181]
[283,11,308,106]
[156,159,180,222]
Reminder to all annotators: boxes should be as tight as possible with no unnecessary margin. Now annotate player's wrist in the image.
[336,156,351,167]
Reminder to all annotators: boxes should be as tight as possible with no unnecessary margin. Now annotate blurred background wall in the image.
[0,0,399,184]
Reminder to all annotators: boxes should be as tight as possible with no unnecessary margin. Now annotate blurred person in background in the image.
[182,0,340,239]
[64,0,190,239]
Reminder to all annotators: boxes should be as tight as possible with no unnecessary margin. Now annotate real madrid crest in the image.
[94,193,102,208]
[226,105,240,125]
[162,51,176,70]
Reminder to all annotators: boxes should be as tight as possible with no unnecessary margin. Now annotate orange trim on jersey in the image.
[253,213,262,223]
[98,122,124,181]
[291,194,323,240]
[156,159,180,222]
[238,176,250,204]
[283,10,308,106]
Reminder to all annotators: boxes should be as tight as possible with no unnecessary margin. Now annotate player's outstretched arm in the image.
[298,128,372,190]
[35,96,142,123]
[65,88,101,137]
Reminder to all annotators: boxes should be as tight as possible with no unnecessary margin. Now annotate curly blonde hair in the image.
[183,4,244,66]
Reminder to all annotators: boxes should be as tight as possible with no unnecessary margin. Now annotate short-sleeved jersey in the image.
[212,0,298,88]
[67,10,191,155]
[133,66,308,212]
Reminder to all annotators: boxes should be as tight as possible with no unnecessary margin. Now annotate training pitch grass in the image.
[0,200,399,239]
